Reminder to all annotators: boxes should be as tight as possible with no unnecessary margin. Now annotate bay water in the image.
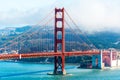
[0,61,120,80]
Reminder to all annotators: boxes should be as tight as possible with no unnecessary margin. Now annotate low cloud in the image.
[66,0,120,33]
[0,0,120,33]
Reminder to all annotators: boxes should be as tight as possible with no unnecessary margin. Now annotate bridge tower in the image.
[54,8,66,75]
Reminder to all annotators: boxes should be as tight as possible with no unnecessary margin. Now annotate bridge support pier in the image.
[92,50,103,69]
[53,56,66,75]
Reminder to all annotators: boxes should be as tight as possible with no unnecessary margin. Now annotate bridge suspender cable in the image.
[64,18,91,50]
[57,11,91,50]
[1,10,54,50]
[64,10,97,49]
[7,16,54,52]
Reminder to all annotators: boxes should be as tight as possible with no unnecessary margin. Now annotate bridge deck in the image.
[0,50,111,60]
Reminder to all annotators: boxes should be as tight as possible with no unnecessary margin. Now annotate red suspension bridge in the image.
[0,8,118,75]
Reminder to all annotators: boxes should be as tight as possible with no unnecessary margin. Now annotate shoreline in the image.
[1,60,79,66]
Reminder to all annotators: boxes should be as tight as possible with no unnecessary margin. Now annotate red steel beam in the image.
[0,50,112,60]
[64,51,100,56]
[0,52,61,60]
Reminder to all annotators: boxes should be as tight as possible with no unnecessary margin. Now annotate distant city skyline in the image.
[0,0,120,32]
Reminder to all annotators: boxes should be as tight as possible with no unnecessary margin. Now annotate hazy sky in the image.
[0,0,120,32]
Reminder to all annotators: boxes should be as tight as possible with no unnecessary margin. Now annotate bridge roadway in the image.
[0,50,110,60]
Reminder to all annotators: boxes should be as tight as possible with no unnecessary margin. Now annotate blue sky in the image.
[0,0,120,32]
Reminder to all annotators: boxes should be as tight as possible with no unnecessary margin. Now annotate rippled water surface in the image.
[0,61,120,80]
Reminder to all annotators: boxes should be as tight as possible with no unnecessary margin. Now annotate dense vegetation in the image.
[1,26,120,63]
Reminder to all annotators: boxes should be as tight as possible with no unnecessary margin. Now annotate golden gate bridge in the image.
[0,8,118,75]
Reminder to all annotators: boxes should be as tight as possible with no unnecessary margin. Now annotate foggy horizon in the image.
[0,0,120,33]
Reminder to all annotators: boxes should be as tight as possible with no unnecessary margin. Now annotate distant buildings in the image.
[0,49,18,54]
